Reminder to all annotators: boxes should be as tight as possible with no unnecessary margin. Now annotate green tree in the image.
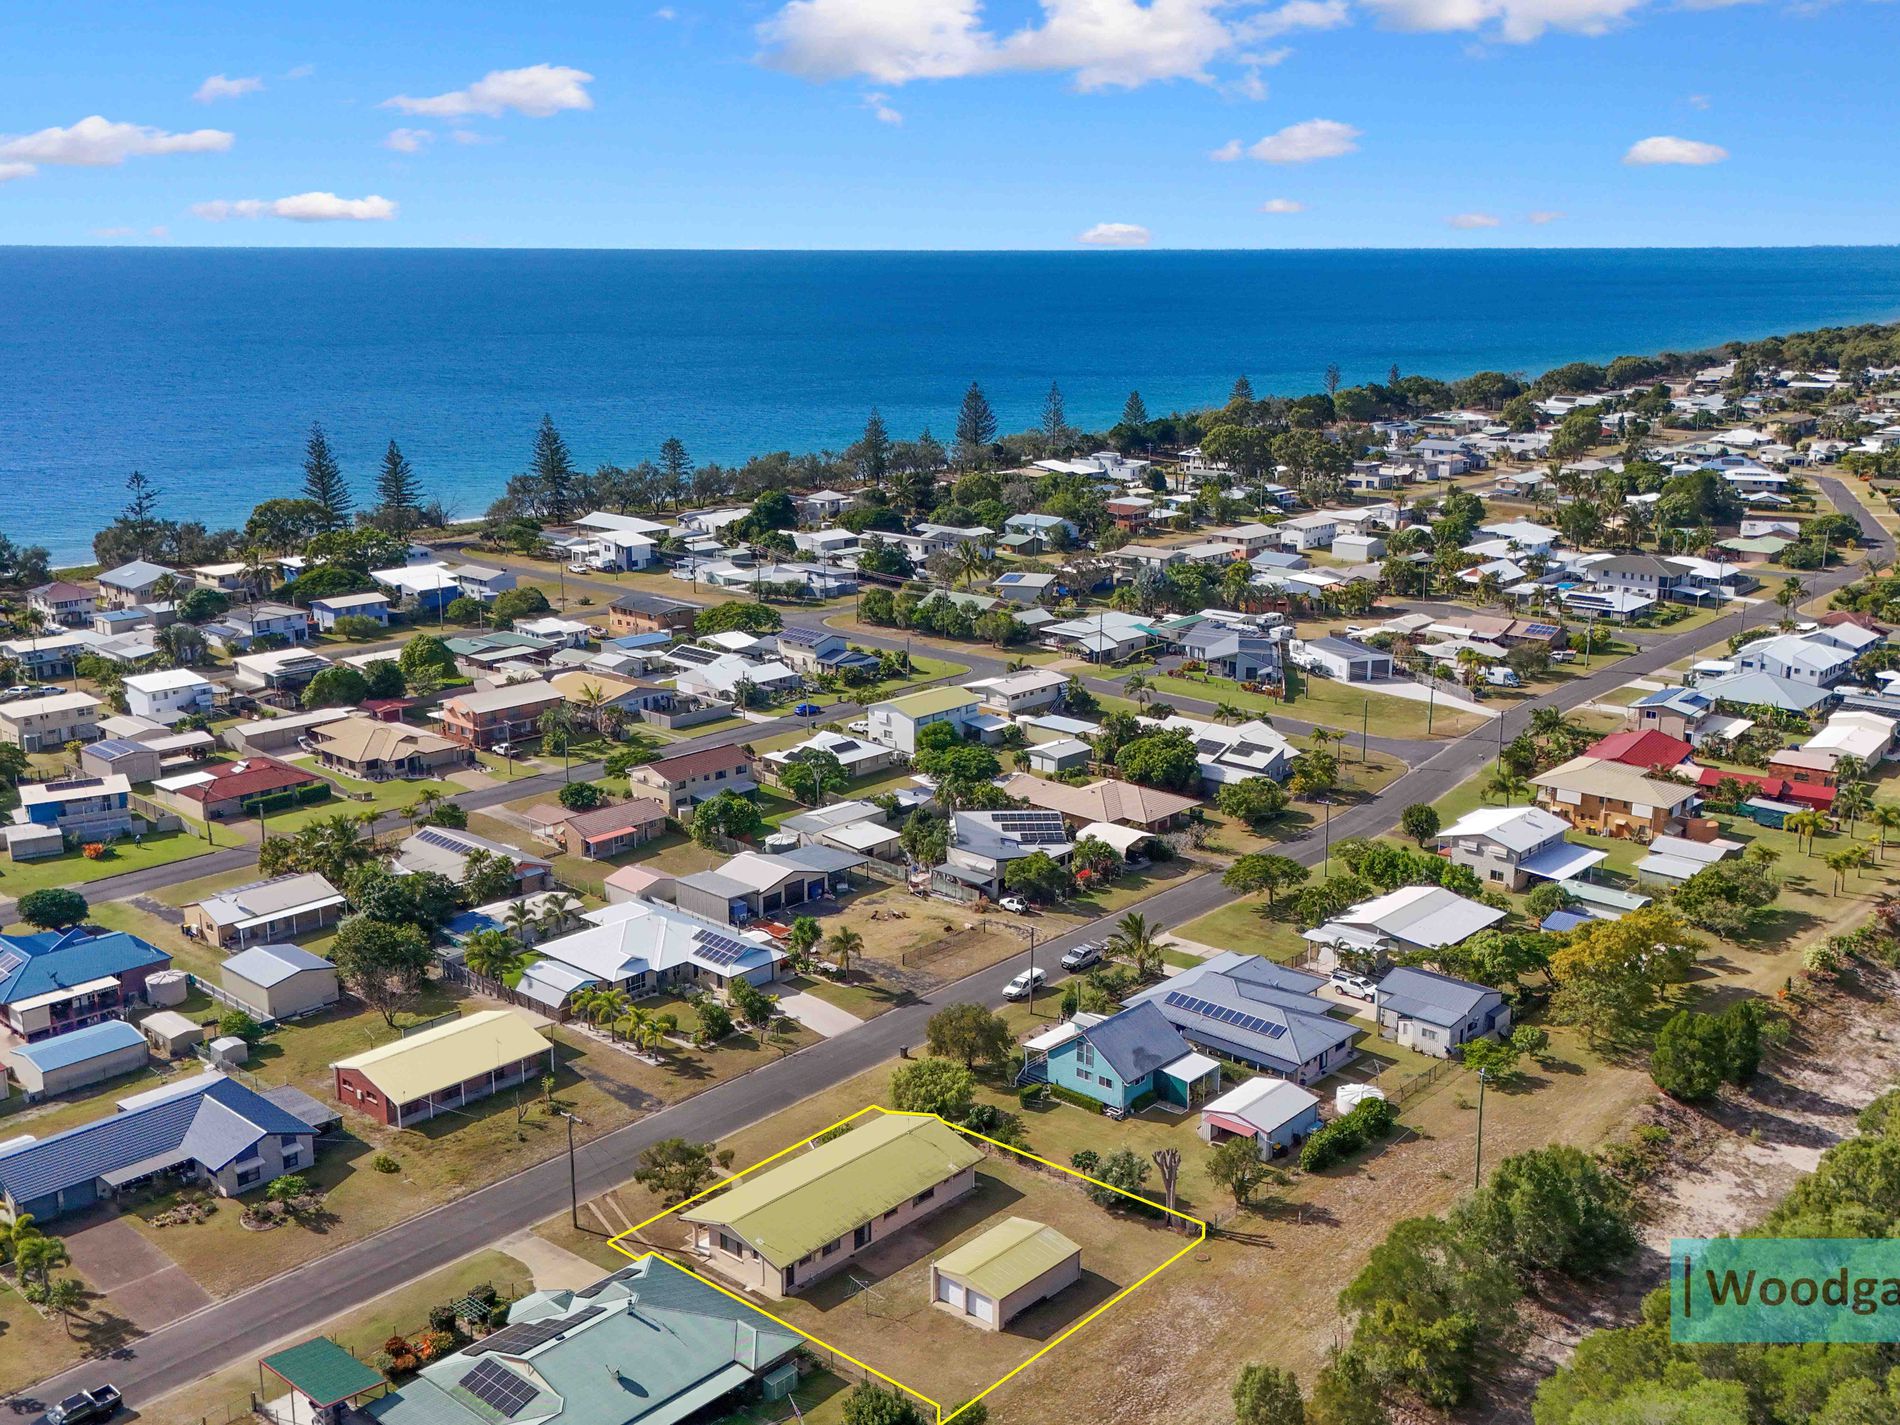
[300,421,354,532]
[1233,1363,1305,1425]
[303,664,371,710]
[1116,729,1201,792]
[530,415,578,523]
[1453,1145,1634,1279]
[557,780,606,811]
[1649,1010,1727,1101]
[330,916,433,1026]
[1399,804,1440,846]
[42,1275,87,1337]
[690,789,767,847]
[925,1003,1013,1069]
[1208,1135,1273,1208]
[16,888,88,929]
[954,381,998,468]
[841,1383,925,1425]
[1216,777,1290,828]
[1003,850,1072,903]
[633,1138,724,1206]
[374,439,422,533]
[778,749,849,807]
[1040,380,1070,450]
[1223,853,1309,908]
[1086,1147,1153,1209]
[857,409,891,483]
[889,1057,975,1121]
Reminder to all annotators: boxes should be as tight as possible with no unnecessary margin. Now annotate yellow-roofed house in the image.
[681,1113,983,1298]
[330,1009,552,1128]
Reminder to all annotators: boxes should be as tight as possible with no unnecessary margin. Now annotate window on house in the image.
[912,1187,936,1207]
[821,1238,842,1256]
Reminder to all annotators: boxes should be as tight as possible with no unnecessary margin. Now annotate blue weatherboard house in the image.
[1029,1002,1222,1115]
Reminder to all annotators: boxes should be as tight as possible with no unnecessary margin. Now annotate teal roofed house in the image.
[1023,1002,1222,1116]
[364,1258,806,1425]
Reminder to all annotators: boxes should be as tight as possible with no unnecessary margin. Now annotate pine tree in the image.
[531,415,578,524]
[1229,375,1254,404]
[121,471,162,559]
[1040,381,1069,451]
[300,423,353,532]
[1121,390,1149,427]
[1324,362,1342,397]
[859,409,891,482]
[658,437,693,508]
[375,440,421,534]
[1387,362,1401,386]
[954,381,997,469]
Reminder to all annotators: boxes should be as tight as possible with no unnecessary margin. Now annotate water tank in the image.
[145,969,190,1007]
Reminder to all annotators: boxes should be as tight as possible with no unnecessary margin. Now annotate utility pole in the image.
[1361,698,1369,764]
[1025,926,1039,1017]
[1426,679,1435,735]
[561,1111,586,1231]
[1473,1069,1491,1189]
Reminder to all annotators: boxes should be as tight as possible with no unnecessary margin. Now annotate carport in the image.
[259,1337,388,1423]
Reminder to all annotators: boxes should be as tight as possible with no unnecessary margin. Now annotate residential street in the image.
[16,479,1888,1416]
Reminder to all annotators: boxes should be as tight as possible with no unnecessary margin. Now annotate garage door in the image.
[937,1278,966,1311]
[968,1291,995,1324]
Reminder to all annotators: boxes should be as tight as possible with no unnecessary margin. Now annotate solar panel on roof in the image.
[1163,990,1286,1040]
[414,827,471,853]
[467,1305,603,1358]
[459,1359,537,1417]
[694,931,751,968]
[1521,623,1560,637]
[0,948,27,980]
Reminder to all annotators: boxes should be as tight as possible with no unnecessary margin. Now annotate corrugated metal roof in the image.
[683,1113,983,1269]
[934,1216,1080,1300]
[0,1076,308,1205]
[12,1019,146,1073]
[221,943,335,988]
[331,1010,551,1103]
[0,928,169,1007]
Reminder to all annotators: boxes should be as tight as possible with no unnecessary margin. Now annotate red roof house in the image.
[1584,730,1695,771]
[1693,766,1836,811]
[169,755,328,820]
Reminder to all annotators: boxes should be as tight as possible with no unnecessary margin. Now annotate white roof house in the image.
[1438,804,1574,853]
[518,898,785,1007]
[1804,710,1899,765]
[1304,885,1506,956]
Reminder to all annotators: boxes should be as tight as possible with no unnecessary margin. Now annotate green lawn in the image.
[0,828,212,898]
[1144,672,1482,739]
[1173,898,1310,960]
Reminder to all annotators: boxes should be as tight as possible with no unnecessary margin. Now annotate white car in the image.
[999,896,1030,914]
[1001,968,1047,1001]
[1330,970,1379,1002]
[1060,941,1104,971]
[567,561,592,574]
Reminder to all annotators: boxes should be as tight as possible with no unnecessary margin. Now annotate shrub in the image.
[428,1304,458,1333]
[371,1153,401,1174]
[1048,1084,1109,1114]
[217,1009,265,1043]
[1017,1084,1045,1109]
[81,842,109,860]
[1299,1096,1398,1172]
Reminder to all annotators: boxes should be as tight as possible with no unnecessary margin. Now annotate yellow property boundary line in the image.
[609,1106,1209,1425]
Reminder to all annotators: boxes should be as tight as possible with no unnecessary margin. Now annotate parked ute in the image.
[1330,969,1379,1002]
[1060,941,1104,971]
[47,1386,122,1425]
[998,896,1030,914]
[1001,968,1046,1000]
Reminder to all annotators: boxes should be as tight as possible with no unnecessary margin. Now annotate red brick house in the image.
[167,756,330,821]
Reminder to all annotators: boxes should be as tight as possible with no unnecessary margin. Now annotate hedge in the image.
[1298,1095,1399,1172]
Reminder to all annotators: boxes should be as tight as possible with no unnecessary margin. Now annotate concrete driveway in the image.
[777,991,863,1038]
[61,1215,212,1331]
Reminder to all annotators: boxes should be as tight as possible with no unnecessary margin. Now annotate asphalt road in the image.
[18,480,1887,1412]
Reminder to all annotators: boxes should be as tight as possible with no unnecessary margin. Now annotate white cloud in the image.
[0,116,233,177]
[193,191,397,222]
[1624,134,1727,165]
[1687,93,1711,109]
[1260,196,1305,212]
[150,225,169,237]
[286,64,316,79]
[1237,0,1350,38]
[1527,208,1565,223]
[1248,117,1359,163]
[1210,138,1245,161]
[656,5,679,15]
[385,128,433,153]
[449,129,491,145]
[1360,0,1645,43]
[863,91,904,123]
[194,74,263,103]
[758,0,1315,91]
[1078,221,1151,246]
[1447,211,1500,227]
[92,226,138,238]
[384,64,594,119]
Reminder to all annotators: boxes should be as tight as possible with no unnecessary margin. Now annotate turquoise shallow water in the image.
[5,245,1899,560]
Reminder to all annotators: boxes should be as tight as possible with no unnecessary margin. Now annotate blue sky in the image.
[2,0,1894,248]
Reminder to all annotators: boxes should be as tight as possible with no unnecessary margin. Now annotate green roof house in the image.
[930,1216,1083,1332]
[864,687,981,755]
[364,1258,803,1425]
[682,1113,983,1298]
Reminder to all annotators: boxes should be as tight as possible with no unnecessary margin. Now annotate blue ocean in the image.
[5,246,1900,563]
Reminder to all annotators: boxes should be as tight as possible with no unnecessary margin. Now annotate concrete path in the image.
[777,991,864,1038]
[498,1231,613,1292]
[61,1216,212,1332]
[1359,676,1492,717]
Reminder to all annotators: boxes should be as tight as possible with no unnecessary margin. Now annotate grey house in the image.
[673,847,864,926]
[1183,624,1283,684]
[1591,555,1698,604]
[1374,966,1511,1058]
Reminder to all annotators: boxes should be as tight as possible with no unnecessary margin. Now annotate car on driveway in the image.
[1060,941,1104,971]
[999,896,1030,914]
[1329,969,1379,1002]
[1001,968,1046,1001]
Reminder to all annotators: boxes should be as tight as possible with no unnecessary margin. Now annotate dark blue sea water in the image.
[6,246,1900,563]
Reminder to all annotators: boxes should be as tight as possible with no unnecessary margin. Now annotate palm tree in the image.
[1867,803,1900,861]
[825,926,863,981]
[1107,912,1165,980]
[1785,808,1829,856]
[14,1231,69,1288]
[1484,770,1531,806]
[573,681,612,734]
[43,1277,86,1338]
[1836,780,1874,837]
[462,929,540,990]
[537,891,582,938]
[1823,846,1868,893]
[1212,702,1245,724]
[954,541,997,589]
[1124,673,1153,709]
[502,899,539,944]
[578,986,633,1032]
